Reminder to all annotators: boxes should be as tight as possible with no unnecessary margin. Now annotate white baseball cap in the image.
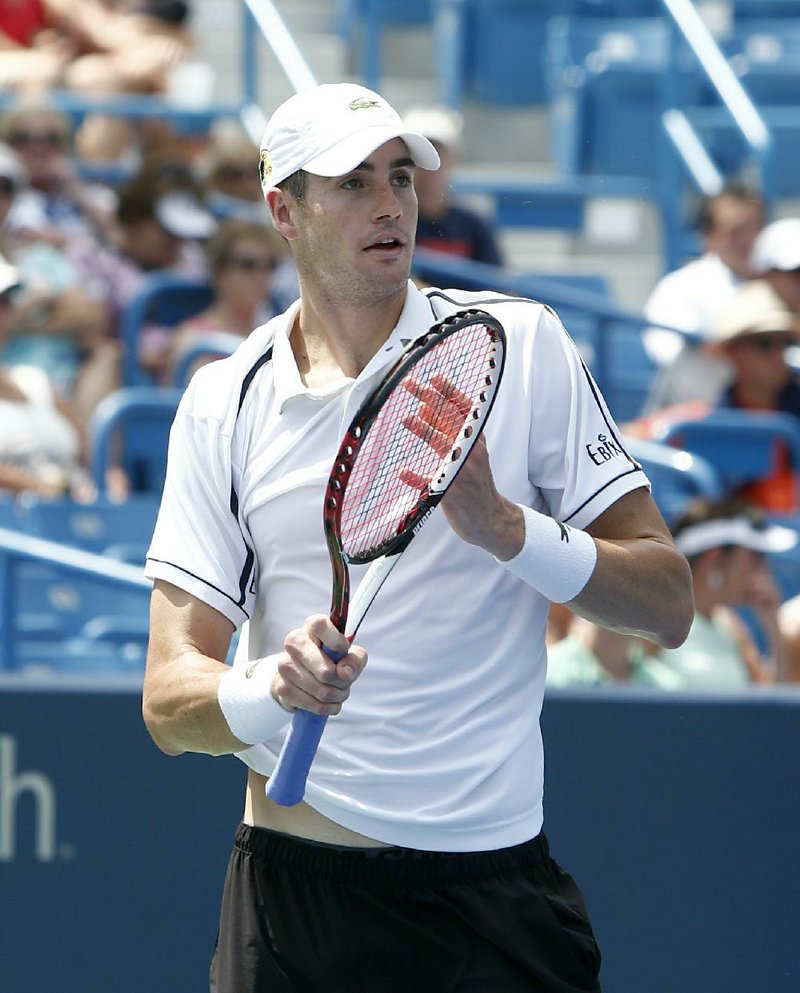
[750,218,800,273]
[155,191,217,240]
[258,83,440,191]
[676,515,798,557]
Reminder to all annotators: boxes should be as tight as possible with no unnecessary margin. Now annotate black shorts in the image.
[209,823,601,993]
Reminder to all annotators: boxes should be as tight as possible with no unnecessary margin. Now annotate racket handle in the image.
[265,710,328,806]
[265,644,345,807]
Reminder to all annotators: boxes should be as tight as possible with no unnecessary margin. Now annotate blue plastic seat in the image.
[624,436,725,527]
[88,387,182,497]
[546,15,713,179]
[120,272,213,387]
[8,496,159,564]
[652,409,800,494]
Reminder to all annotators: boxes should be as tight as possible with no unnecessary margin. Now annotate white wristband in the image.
[498,505,597,603]
[217,655,292,746]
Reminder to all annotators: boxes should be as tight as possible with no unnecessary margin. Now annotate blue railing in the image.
[0,528,150,671]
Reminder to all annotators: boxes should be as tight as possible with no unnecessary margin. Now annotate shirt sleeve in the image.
[145,375,256,627]
[527,306,649,530]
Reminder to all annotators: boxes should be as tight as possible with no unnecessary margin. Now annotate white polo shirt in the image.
[146,281,648,851]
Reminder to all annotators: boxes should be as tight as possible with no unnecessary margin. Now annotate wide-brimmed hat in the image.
[258,83,440,191]
[712,279,796,347]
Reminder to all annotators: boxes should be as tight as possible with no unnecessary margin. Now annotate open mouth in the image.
[365,236,404,253]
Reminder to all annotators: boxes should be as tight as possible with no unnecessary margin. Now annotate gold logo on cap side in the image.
[259,149,273,183]
[348,99,380,110]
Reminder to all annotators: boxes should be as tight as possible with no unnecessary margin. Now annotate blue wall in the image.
[1,678,798,993]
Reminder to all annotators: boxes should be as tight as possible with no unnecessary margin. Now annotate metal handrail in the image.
[661,0,771,158]
[241,0,318,141]
[0,528,150,669]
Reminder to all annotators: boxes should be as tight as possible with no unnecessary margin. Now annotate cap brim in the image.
[303,126,440,179]
[155,193,217,240]
[677,517,799,557]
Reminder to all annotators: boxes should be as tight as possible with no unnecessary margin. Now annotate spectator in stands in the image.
[0,113,110,413]
[0,141,27,259]
[546,613,657,687]
[168,218,287,384]
[0,1,72,94]
[0,0,192,98]
[0,253,86,497]
[401,105,504,271]
[198,125,301,311]
[749,217,800,318]
[201,124,264,221]
[642,181,765,413]
[0,102,117,247]
[634,496,797,688]
[68,155,214,401]
[707,279,800,513]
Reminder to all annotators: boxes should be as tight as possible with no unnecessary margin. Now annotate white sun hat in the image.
[676,516,798,557]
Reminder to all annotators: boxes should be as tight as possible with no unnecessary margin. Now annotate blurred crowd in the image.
[2,9,800,689]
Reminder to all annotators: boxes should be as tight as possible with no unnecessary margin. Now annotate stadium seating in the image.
[120,272,213,387]
[652,409,800,495]
[624,436,725,526]
[0,526,152,671]
[88,387,182,497]
[3,495,159,565]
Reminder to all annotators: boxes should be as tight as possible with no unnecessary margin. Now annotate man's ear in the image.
[266,188,297,241]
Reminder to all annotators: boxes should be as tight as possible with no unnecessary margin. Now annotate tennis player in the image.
[142,83,693,992]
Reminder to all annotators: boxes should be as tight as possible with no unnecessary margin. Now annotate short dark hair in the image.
[695,180,764,234]
[277,170,308,203]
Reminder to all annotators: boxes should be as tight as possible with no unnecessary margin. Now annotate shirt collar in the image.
[271,282,437,411]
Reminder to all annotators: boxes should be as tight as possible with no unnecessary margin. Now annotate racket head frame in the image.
[322,308,506,629]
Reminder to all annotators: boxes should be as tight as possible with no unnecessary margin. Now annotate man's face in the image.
[705,196,763,278]
[286,138,418,305]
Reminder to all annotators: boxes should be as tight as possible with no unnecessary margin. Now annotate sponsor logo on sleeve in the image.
[586,433,624,466]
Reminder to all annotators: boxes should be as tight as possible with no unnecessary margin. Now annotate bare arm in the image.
[142,580,367,757]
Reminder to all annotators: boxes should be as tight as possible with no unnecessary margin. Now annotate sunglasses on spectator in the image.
[10,130,64,147]
[228,255,279,272]
[742,334,793,352]
[0,177,16,196]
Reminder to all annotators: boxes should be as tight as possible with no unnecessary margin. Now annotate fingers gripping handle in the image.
[264,645,344,807]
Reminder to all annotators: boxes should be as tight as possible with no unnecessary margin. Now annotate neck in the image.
[292,285,407,385]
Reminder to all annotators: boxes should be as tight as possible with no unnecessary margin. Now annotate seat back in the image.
[653,409,800,497]
[89,387,182,497]
[624,436,725,527]
[120,273,213,386]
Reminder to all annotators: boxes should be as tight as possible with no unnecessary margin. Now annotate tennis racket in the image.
[265,308,507,807]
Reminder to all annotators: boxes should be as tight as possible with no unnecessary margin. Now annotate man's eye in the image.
[393,174,413,186]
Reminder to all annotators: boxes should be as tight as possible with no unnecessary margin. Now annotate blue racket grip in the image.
[265,710,328,806]
[265,645,345,807]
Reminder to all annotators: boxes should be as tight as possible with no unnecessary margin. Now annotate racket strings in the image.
[338,324,498,558]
